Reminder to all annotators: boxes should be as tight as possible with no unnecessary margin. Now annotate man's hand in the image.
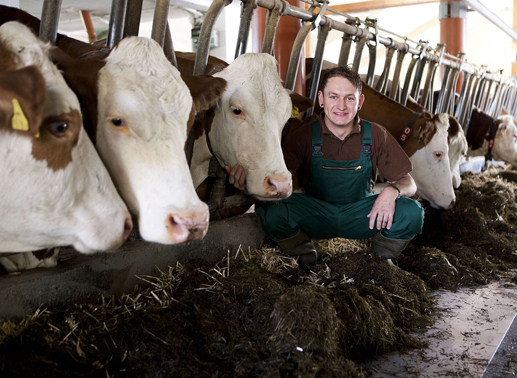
[367,186,399,230]
[225,164,246,191]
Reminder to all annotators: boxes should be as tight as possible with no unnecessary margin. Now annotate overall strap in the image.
[361,120,373,156]
[312,121,323,156]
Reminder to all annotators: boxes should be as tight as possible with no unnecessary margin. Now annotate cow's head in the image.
[0,22,132,253]
[410,113,456,210]
[95,37,210,244]
[209,53,293,200]
[493,115,517,167]
[447,115,468,188]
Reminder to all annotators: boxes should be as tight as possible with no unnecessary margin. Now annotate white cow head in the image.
[447,116,468,188]
[95,37,209,244]
[493,115,517,167]
[0,22,132,253]
[209,53,292,200]
[410,113,456,210]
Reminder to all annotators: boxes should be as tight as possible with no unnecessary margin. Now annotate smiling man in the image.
[253,66,425,268]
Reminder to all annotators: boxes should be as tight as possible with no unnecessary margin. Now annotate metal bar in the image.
[261,0,283,55]
[410,56,427,100]
[400,56,418,106]
[389,47,408,101]
[164,22,178,68]
[481,79,494,112]
[123,0,143,37]
[107,0,128,49]
[193,0,232,75]
[39,0,63,45]
[352,34,368,72]
[445,68,461,114]
[454,72,472,124]
[285,22,314,91]
[420,60,437,109]
[473,76,487,108]
[375,39,395,94]
[366,39,377,86]
[151,0,171,47]
[305,23,332,118]
[435,65,453,114]
[462,0,517,43]
[234,0,256,58]
[337,18,360,67]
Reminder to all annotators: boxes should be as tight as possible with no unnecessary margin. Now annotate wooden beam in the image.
[329,0,438,14]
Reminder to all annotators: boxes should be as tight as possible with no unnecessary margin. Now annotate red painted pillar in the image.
[252,1,305,96]
[439,0,467,91]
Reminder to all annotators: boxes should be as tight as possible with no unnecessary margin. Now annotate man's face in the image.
[318,76,364,130]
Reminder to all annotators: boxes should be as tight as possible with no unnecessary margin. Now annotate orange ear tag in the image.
[11,98,29,131]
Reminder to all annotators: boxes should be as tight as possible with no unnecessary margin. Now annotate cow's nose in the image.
[123,217,133,241]
[448,198,456,210]
[165,212,209,244]
[263,175,292,197]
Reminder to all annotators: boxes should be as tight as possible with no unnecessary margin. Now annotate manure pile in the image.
[1,164,517,377]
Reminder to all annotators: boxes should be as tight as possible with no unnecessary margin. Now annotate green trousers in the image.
[256,193,424,241]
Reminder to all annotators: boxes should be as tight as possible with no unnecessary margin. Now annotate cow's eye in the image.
[111,118,125,127]
[49,122,68,136]
[434,151,443,161]
[232,108,242,115]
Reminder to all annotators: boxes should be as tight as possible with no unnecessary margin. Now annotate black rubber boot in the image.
[275,230,319,268]
[371,232,411,259]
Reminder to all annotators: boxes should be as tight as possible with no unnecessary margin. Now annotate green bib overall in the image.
[256,120,424,242]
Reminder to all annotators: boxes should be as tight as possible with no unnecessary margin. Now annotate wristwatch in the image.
[388,183,401,200]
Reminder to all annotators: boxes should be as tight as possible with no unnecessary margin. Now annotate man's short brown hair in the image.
[321,65,362,94]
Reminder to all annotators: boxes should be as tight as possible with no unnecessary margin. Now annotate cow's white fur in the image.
[409,114,456,209]
[96,37,209,244]
[0,22,131,255]
[467,115,517,167]
[191,53,292,200]
[448,124,468,188]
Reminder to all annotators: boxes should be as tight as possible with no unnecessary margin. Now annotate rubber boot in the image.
[275,230,319,268]
[371,232,411,259]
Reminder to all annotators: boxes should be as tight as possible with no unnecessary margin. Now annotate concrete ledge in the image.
[0,213,266,319]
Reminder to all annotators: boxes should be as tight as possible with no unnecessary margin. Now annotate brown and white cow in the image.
[0,22,132,271]
[177,52,300,201]
[467,108,517,167]
[405,96,468,188]
[0,6,227,244]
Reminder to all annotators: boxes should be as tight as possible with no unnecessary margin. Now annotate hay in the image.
[2,165,517,376]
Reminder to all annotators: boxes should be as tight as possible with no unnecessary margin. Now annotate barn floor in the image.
[365,278,517,377]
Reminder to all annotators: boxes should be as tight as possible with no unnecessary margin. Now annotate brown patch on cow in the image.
[176,52,228,76]
[289,92,314,114]
[183,75,227,112]
[467,108,498,151]
[0,5,41,35]
[32,109,81,171]
[192,107,216,141]
[417,117,438,145]
[0,66,46,135]
[447,115,461,139]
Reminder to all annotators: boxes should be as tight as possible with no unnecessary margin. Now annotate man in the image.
[227,66,424,268]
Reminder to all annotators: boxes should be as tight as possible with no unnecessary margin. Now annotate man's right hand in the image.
[225,164,246,191]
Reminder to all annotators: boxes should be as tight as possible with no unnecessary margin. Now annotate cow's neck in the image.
[191,129,213,188]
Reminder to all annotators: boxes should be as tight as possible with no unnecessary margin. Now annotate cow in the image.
[467,109,517,167]
[176,52,308,202]
[0,7,230,244]
[405,96,468,188]
[0,22,132,271]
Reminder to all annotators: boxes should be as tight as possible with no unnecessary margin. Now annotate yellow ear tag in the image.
[291,106,299,119]
[11,98,29,131]
[34,131,40,138]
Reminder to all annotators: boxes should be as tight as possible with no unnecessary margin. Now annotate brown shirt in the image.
[282,114,413,191]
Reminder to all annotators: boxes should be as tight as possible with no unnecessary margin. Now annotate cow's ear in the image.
[182,74,227,114]
[288,91,313,114]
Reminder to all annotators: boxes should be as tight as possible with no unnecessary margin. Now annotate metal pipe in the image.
[151,0,171,47]
[285,22,314,91]
[164,22,178,68]
[400,57,418,106]
[420,60,437,109]
[194,0,232,75]
[480,79,493,112]
[454,72,472,124]
[389,46,408,101]
[305,23,331,118]
[462,0,517,43]
[261,0,283,55]
[123,0,143,37]
[337,18,359,67]
[107,0,128,49]
[352,34,368,73]
[435,65,453,113]
[444,67,461,114]
[39,0,63,45]
[235,0,256,58]
[375,40,395,94]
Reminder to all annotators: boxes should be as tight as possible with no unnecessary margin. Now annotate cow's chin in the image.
[251,192,292,202]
